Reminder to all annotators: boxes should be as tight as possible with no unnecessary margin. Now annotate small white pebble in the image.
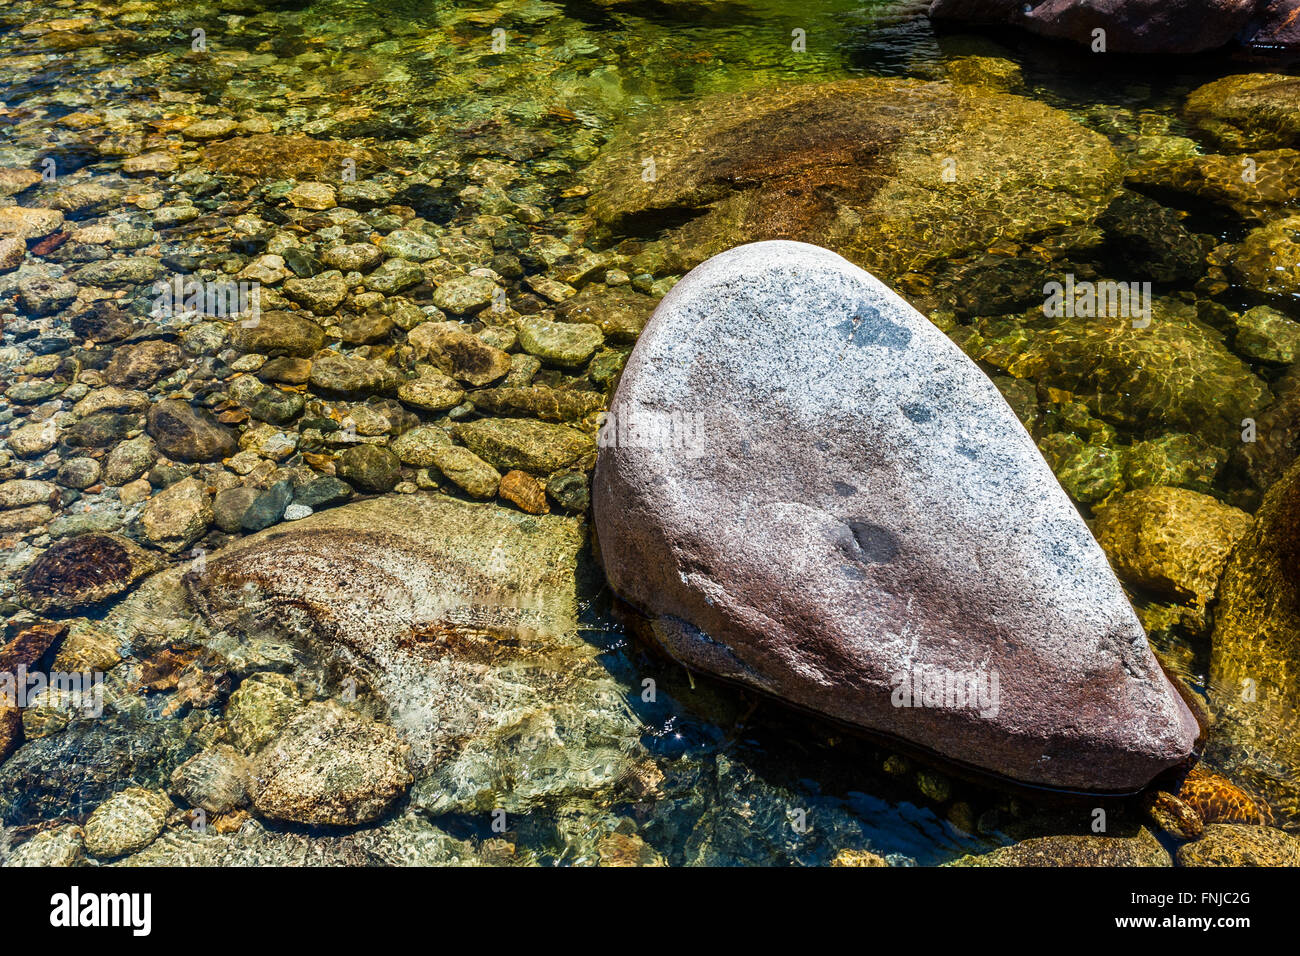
[283,504,313,521]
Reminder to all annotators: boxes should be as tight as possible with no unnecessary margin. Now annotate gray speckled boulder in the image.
[592,241,1199,793]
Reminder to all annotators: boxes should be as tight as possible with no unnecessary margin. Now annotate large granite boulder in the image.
[928,0,1292,55]
[593,241,1199,793]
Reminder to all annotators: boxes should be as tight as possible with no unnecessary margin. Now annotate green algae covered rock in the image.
[1122,433,1224,493]
[947,828,1170,867]
[454,418,594,474]
[976,297,1270,449]
[585,78,1122,280]
[1184,74,1300,150]
[1231,216,1300,298]
[1210,458,1300,822]
[1092,486,1252,606]
[1126,150,1300,223]
[1176,824,1300,867]
[1233,305,1300,365]
[1038,432,1124,505]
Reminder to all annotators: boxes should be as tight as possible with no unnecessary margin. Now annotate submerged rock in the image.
[1092,487,1252,607]
[1126,150,1300,223]
[83,787,171,859]
[1176,824,1300,867]
[18,533,162,615]
[4,824,85,867]
[1210,458,1300,820]
[1184,73,1300,150]
[250,701,411,826]
[593,241,1199,792]
[585,78,1121,280]
[178,495,639,813]
[947,828,1171,867]
[1231,216,1300,297]
[975,297,1269,450]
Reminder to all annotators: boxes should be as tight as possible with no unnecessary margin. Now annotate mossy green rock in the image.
[1123,433,1224,493]
[977,298,1270,449]
[586,78,1121,280]
[429,445,501,498]
[470,386,603,422]
[455,418,594,474]
[1234,305,1300,364]
[518,317,603,366]
[391,425,454,467]
[1092,486,1252,606]
[1176,825,1300,867]
[1231,216,1300,297]
[1184,74,1300,150]
[1038,432,1124,505]
[336,444,401,492]
[947,828,1170,867]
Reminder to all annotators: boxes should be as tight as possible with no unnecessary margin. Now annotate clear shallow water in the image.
[0,0,1297,865]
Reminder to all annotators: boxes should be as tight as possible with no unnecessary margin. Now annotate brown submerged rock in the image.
[18,534,162,615]
[249,701,412,826]
[594,241,1199,793]
[585,77,1121,280]
[0,622,67,763]
[177,495,639,811]
[201,134,383,182]
[146,400,239,462]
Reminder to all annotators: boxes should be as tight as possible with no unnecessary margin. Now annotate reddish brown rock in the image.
[18,534,162,615]
[498,470,550,514]
[928,0,1283,54]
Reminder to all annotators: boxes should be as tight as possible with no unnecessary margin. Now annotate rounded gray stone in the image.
[592,240,1199,793]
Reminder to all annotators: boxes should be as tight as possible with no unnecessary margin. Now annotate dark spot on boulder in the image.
[902,403,934,423]
[836,311,912,351]
[833,481,857,496]
[847,520,901,564]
